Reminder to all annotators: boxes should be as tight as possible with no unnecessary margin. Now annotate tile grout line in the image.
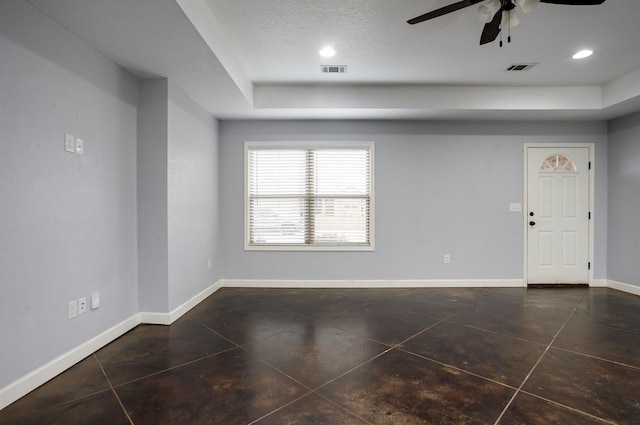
[392,309,475,348]
[103,345,241,389]
[257,298,370,322]
[237,339,396,395]
[312,392,378,425]
[396,348,520,391]
[516,389,619,425]
[492,300,585,425]
[550,345,640,371]
[245,388,378,425]
[454,321,562,346]
[244,391,314,425]
[306,346,396,394]
[234,297,482,424]
[199,322,248,347]
[590,322,640,335]
[93,353,135,425]
[249,294,496,425]
[240,343,390,425]
[237,336,384,425]
[303,310,455,349]
[224,305,464,424]
[236,344,316,392]
[16,387,115,413]
[195,299,408,423]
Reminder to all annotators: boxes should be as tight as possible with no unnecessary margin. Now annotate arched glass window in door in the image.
[540,154,577,172]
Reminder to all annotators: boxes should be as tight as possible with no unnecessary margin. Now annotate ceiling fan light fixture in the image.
[500,8,520,29]
[409,0,608,46]
[478,0,501,23]
[516,0,540,14]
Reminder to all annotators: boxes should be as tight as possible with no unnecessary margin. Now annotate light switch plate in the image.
[509,203,522,212]
[90,291,100,310]
[65,134,75,153]
[68,300,78,319]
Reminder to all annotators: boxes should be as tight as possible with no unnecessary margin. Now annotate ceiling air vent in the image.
[505,63,538,72]
[321,65,348,74]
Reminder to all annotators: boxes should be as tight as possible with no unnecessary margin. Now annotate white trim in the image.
[139,280,224,325]
[0,315,139,410]
[137,312,171,325]
[245,141,374,150]
[0,280,224,410]
[4,277,637,411]
[606,279,640,297]
[221,279,525,289]
[242,244,375,252]
[523,143,595,285]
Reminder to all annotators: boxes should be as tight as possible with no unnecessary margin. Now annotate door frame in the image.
[523,143,595,286]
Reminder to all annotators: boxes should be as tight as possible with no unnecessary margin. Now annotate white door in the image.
[527,147,590,284]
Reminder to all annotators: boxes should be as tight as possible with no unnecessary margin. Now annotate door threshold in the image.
[527,283,589,288]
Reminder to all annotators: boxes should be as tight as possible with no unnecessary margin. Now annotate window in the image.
[245,142,374,251]
[540,154,577,172]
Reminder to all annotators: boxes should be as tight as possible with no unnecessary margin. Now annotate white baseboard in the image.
[221,279,525,289]
[4,277,636,411]
[590,279,608,287]
[606,279,640,297]
[139,280,224,325]
[0,315,139,411]
[0,280,223,411]
[136,312,171,325]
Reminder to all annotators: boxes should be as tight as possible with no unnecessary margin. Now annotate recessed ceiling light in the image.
[319,47,336,58]
[573,49,593,60]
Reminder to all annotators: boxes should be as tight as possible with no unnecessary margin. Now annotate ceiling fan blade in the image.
[407,0,484,25]
[540,0,605,4]
[480,8,502,45]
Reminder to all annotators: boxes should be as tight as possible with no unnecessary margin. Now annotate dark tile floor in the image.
[2,287,640,424]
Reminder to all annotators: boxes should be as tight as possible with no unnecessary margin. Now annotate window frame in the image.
[244,141,375,251]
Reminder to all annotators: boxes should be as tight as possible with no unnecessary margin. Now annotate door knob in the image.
[529,221,536,226]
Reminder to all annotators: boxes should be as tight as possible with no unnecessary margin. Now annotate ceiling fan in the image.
[408,0,606,46]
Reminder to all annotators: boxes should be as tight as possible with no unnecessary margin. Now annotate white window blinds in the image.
[246,143,374,250]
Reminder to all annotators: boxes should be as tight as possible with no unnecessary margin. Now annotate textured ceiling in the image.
[25,0,640,120]
[204,0,640,86]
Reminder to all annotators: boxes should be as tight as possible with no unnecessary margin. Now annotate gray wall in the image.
[0,0,221,394]
[0,0,627,404]
[137,81,221,313]
[0,0,138,387]
[167,85,220,310]
[219,120,608,281]
[138,79,169,312]
[607,112,640,287]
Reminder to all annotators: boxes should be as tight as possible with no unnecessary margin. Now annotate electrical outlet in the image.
[75,138,84,155]
[207,258,212,269]
[68,300,78,319]
[444,254,451,264]
[78,297,87,314]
